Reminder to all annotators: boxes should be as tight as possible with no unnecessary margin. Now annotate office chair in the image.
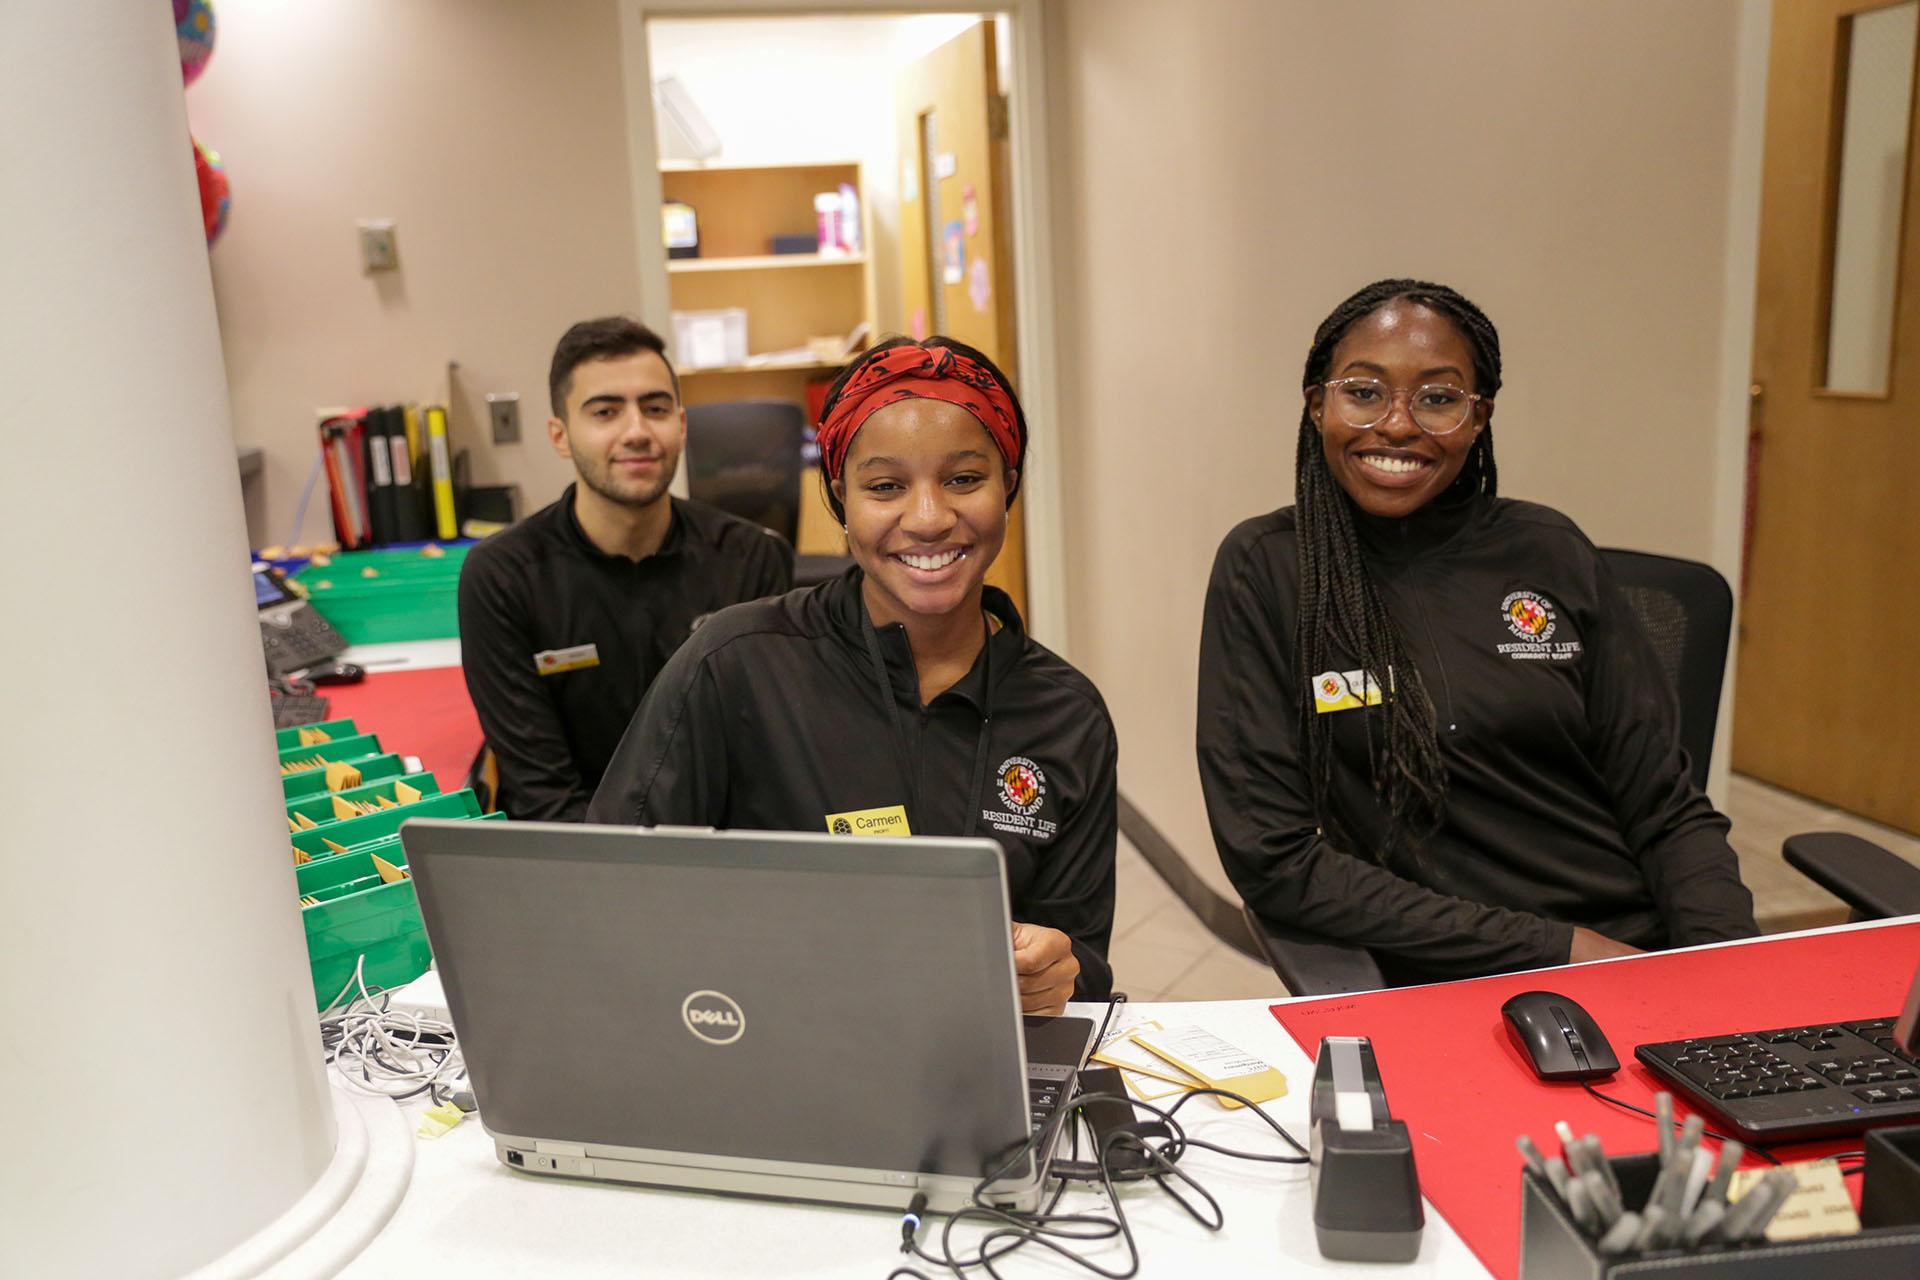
[1241,548,1735,996]
[684,400,807,545]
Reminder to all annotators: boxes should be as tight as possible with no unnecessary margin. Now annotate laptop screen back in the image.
[402,820,1034,1182]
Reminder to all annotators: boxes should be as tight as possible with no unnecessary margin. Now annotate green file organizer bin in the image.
[285,772,442,827]
[282,753,407,800]
[274,718,359,750]
[291,545,471,645]
[289,789,481,859]
[299,811,506,1010]
[279,733,383,771]
[301,848,431,1010]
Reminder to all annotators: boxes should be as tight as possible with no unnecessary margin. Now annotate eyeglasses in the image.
[1314,377,1486,436]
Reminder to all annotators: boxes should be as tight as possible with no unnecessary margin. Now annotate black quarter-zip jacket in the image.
[459,487,794,822]
[1198,494,1757,984]
[586,567,1118,999]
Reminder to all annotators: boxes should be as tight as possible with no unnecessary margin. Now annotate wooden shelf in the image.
[681,355,846,376]
[669,253,866,274]
[659,158,860,173]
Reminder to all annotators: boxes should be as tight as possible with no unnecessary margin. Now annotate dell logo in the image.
[681,990,745,1045]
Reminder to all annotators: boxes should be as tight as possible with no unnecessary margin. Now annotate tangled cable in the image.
[887,1079,1310,1279]
[318,957,465,1103]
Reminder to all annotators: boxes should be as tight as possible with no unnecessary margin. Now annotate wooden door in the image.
[896,21,1029,617]
[1736,0,1920,832]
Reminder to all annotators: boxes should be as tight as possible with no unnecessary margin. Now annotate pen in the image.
[1675,1114,1704,1166]
[1544,1155,1572,1206]
[1554,1120,1580,1164]
[1730,1168,1800,1243]
[1567,1176,1600,1233]
[1681,1198,1725,1247]
[1516,1134,1551,1181]
[1679,1145,1714,1218]
[1582,1134,1619,1200]
[1718,1168,1792,1242]
[1633,1205,1668,1252]
[1704,1140,1744,1207]
[1598,1211,1642,1256]
[1656,1093,1674,1163]
[1578,1168,1621,1229]
[1645,1157,1684,1224]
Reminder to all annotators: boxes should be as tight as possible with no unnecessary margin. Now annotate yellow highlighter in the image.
[426,404,457,539]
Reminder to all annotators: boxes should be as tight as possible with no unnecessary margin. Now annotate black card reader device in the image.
[1308,1035,1424,1263]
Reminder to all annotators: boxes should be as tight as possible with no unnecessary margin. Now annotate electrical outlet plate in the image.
[357,219,398,272]
[486,392,520,444]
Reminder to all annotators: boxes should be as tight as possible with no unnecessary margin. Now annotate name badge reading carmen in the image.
[825,805,912,837]
[533,643,600,676]
[1311,668,1385,714]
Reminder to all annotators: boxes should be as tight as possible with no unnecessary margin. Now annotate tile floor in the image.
[1108,774,1920,1002]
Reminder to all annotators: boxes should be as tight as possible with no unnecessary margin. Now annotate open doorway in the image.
[628,10,1044,623]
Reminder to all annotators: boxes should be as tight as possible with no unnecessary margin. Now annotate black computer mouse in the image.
[1501,990,1620,1081]
[308,662,365,685]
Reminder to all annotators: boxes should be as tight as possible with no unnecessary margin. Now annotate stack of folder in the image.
[319,404,458,550]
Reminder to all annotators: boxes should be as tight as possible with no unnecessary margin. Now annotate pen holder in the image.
[1519,1145,1920,1279]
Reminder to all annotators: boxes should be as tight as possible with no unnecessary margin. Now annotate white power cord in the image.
[319,956,465,1101]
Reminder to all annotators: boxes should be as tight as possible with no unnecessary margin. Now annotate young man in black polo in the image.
[458,317,794,820]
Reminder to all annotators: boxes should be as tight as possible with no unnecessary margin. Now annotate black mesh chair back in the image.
[1598,548,1734,792]
[684,400,806,545]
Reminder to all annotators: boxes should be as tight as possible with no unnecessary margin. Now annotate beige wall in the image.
[193,0,641,548]
[1046,0,1758,895]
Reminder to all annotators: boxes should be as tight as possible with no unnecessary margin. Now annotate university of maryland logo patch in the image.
[996,757,1047,817]
[1501,591,1557,643]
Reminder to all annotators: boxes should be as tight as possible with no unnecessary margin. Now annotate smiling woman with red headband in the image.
[587,337,1118,1009]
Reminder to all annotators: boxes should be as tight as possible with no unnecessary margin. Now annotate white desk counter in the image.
[339,997,1490,1277]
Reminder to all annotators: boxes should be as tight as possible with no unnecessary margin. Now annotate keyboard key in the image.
[1856,1087,1896,1105]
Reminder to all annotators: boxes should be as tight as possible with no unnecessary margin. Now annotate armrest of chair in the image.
[1240,903,1388,996]
[1783,831,1920,921]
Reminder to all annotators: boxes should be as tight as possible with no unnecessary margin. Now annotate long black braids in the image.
[1294,279,1502,866]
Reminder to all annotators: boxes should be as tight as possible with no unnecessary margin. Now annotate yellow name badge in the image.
[1311,668,1385,714]
[825,805,912,837]
[533,643,600,676]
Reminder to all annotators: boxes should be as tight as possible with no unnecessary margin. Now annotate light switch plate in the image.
[486,392,520,444]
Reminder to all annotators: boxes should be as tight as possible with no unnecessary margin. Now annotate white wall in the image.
[191,0,643,549]
[1046,0,1768,895]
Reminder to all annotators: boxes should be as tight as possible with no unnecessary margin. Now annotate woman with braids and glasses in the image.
[588,336,1116,1011]
[1197,279,1756,984]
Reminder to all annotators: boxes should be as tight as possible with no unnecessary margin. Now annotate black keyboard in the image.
[1636,1016,1920,1144]
[260,600,347,675]
[271,691,332,729]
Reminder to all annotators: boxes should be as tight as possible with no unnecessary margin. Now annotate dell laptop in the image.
[398,819,1097,1213]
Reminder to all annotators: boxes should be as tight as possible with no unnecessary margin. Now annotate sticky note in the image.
[417,1102,465,1139]
[1729,1159,1859,1241]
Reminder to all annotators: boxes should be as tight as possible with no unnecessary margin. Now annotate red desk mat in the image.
[1271,922,1920,1279]
[318,665,481,794]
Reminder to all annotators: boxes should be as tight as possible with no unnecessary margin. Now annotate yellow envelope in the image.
[1128,1024,1288,1108]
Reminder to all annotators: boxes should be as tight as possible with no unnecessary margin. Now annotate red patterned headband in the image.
[816,345,1024,487]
